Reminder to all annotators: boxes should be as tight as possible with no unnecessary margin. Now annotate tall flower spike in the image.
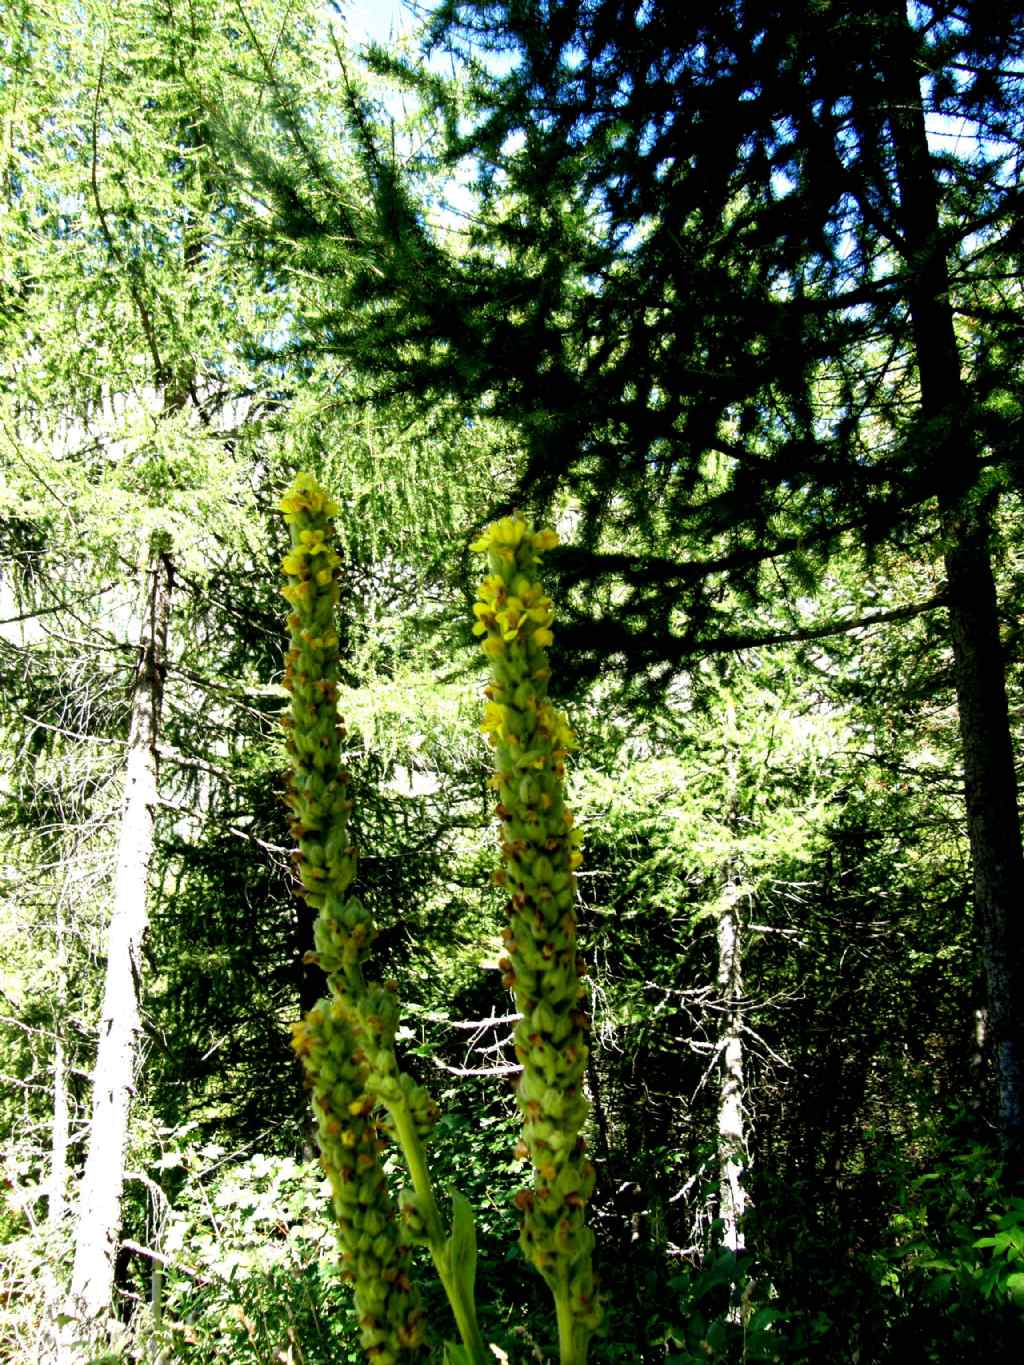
[292,1005,425,1361]
[280,470,373,991]
[472,515,601,1364]
[281,472,423,1362]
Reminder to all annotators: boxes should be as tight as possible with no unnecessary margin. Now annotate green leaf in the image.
[443,1343,472,1365]
[447,1188,478,1302]
[1006,1272,1024,1306]
[749,1306,785,1333]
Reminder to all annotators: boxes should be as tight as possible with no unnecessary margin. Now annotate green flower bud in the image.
[472,515,599,1335]
[282,475,426,1360]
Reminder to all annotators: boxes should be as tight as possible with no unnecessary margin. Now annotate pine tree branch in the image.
[561,592,948,670]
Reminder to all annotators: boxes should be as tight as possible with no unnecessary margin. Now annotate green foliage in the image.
[870,1132,1024,1358]
[1,6,1023,1365]
[139,1146,364,1365]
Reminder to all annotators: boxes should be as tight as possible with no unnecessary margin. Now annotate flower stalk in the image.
[280,471,487,1365]
[471,514,601,1365]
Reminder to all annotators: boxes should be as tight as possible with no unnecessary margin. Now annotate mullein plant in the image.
[471,517,601,1365]
[280,471,483,1365]
[280,474,599,1365]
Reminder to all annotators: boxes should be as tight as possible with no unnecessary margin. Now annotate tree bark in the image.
[59,545,172,1346]
[717,889,746,1256]
[48,901,69,1231]
[880,6,1024,1153]
[716,730,747,1257]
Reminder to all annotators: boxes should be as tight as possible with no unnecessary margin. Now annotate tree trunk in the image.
[48,901,69,1231]
[717,888,746,1256]
[59,545,172,1346]
[716,729,747,1256]
[881,6,1024,1154]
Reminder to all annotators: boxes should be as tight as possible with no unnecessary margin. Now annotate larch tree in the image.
[0,0,324,1349]
[3,3,510,1351]
[238,0,1024,1157]
[62,541,173,1336]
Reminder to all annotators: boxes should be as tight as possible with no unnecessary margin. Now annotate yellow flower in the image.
[496,605,523,639]
[478,576,505,604]
[532,528,559,552]
[316,568,333,586]
[481,702,508,736]
[533,627,554,648]
[482,636,505,658]
[282,552,306,576]
[493,515,527,546]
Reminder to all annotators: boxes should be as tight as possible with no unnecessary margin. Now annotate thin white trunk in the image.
[717,889,746,1255]
[59,548,171,1348]
[48,902,69,1231]
[717,717,747,1260]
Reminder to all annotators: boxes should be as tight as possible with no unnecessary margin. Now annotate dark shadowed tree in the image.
[229,0,1024,1158]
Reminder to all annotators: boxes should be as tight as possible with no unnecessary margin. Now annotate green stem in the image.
[389,1100,489,1365]
[555,1286,586,1365]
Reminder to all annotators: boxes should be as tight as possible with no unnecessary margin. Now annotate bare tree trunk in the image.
[717,887,746,1257]
[48,901,69,1231]
[715,715,748,1272]
[58,545,172,1351]
[880,5,1024,1160]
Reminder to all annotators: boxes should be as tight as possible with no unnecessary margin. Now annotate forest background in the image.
[1,1,1023,1361]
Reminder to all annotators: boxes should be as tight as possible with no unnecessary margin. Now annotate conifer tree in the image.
[240,0,1024,1158]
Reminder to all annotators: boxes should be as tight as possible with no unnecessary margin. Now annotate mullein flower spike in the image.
[281,471,424,1362]
[279,472,371,988]
[471,515,602,1347]
[292,1006,425,1360]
